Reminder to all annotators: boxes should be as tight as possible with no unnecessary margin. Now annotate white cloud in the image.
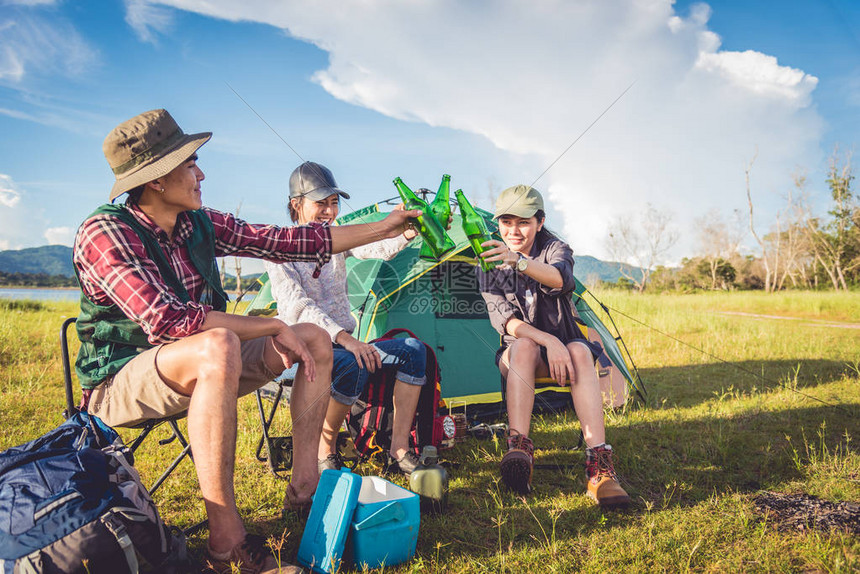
[696,50,817,105]
[124,0,175,44]
[0,8,98,83]
[136,0,824,258]
[43,226,74,246]
[0,173,21,207]
[0,173,29,249]
[0,173,58,249]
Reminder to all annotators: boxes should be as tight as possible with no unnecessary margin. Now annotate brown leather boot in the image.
[585,444,630,509]
[500,431,534,494]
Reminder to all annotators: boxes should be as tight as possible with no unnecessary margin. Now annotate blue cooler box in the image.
[298,470,419,573]
[347,476,420,570]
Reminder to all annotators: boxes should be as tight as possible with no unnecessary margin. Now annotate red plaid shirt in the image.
[74,204,332,344]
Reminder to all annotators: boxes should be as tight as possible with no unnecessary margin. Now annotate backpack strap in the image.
[376,328,420,341]
[18,552,43,574]
[102,511,140,573]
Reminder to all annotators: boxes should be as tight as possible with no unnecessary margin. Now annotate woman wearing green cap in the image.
[476,185,630,508]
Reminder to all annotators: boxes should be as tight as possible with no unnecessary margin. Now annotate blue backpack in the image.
[0,413,186,573]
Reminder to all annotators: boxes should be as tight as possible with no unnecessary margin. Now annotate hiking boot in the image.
[203,533,306,574]
[500,432,534,494]
[318,453,343,473]
[585,444,630,509]
[386,451,420,475]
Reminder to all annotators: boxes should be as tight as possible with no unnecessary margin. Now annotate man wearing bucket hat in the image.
[72,109,421,574]
[267,161,430,477]
[475,185,631,508]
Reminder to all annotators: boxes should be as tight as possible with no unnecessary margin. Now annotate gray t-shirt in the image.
[477,231,596,358]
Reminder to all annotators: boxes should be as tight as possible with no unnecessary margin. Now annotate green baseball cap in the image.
[493,185,544,219]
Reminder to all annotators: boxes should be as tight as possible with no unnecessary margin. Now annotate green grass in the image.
[1,292,858,572]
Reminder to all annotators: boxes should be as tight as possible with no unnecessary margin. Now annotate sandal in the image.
[281,483,313,519]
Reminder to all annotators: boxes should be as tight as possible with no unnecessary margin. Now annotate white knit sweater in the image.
[265,234,409,341]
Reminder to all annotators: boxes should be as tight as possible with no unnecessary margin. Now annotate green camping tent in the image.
[245,201,644,410]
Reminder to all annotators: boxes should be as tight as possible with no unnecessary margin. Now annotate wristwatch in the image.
[515,253,529,273]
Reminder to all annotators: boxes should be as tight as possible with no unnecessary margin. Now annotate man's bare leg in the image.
[261,323,333,502]
[154,327,245,555]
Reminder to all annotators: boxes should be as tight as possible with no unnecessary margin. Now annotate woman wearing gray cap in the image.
[72,110,420,574]
[476,185,630,509]
[266,161,429,476]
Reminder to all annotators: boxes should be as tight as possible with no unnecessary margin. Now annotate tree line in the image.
[604,148,859,293]
[0,271,77,288]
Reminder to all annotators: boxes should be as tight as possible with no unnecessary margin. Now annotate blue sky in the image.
[1,0,858,272]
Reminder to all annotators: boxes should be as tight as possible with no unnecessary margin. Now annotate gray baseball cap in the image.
[289,161,351,201]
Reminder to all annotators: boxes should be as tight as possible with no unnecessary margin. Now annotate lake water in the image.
[0,288,81,302]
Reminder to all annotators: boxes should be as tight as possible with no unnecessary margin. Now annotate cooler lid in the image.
[297,469,362,573]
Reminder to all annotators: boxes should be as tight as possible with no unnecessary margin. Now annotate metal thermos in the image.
[409,446,448,514]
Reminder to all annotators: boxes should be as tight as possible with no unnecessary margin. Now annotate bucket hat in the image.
[493,185,544,219]
[289,162,351,202]
[103,109,212,202]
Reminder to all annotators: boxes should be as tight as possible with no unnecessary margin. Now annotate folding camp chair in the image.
[254,367,358,479]
[254,366,296,479]
[60,317,206,536]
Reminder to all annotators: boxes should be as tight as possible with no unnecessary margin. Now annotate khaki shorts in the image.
[88,336,280,428]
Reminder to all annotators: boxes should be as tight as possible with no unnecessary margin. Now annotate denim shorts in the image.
[330,337,427,405]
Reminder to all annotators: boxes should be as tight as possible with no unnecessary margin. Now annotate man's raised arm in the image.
[329,208,421,253]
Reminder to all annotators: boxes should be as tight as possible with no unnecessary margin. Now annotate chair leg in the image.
[149,443,192,494]
[149,420,193,494]
[182,519,209,538]
[255,386,294,478]
[129,424,155,453]
[129,420,195,494]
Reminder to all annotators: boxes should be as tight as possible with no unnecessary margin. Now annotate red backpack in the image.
[345,329,446,462]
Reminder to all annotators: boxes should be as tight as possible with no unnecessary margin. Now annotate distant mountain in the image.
[574,254,641,285]
[0,245,75,276]
[0,245,636,287]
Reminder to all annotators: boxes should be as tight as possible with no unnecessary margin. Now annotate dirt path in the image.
[718,311,860,330]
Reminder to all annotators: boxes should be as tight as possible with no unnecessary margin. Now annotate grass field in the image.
[1,291,858,572]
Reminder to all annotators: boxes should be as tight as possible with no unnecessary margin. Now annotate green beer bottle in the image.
[419,174,452,260]
[393,177,456,260]
[455,189,498,271]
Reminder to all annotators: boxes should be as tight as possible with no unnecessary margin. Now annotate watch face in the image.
[517,257,528,272]
[442,415,457,439]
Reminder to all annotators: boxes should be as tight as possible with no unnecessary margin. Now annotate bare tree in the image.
[802,148,855,290]
[484,176,500,211]
[745,151,779,292]
[695,208,745,290]
[773,173,816,290]
[606,204,679,292]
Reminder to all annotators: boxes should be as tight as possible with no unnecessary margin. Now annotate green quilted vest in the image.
[75,205,228,389]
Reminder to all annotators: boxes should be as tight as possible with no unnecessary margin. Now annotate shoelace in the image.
[506,432,534,456]
[586,449,617,480]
